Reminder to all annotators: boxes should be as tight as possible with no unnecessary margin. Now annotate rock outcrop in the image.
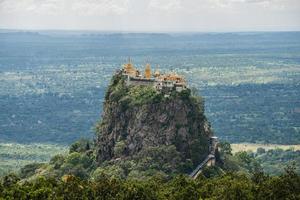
[95,72,213,174]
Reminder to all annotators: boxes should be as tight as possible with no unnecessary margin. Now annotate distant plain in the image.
[1,31,299,146]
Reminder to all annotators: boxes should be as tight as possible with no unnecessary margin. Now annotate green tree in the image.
[161,175,199,200]
[50,154,65,169]
[219,141,232,156]
[20,163,44,179]
[1,173,20,187]
[257,147,266,155]
[55,175,92,200]
[69,139,91,153]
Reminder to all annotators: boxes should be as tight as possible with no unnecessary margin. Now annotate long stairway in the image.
[189,136,218,179]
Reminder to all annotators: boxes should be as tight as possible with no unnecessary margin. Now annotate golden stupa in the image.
[144,63,151,79]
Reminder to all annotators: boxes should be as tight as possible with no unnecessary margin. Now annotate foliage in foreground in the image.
[15,140,299,181]
[1,165,300,200]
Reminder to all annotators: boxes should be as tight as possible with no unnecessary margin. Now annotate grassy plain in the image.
[231,143,300,153]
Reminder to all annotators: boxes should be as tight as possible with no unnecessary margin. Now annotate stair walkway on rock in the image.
[190,136,218,179]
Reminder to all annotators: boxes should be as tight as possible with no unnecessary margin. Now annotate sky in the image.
[0,0,300,32]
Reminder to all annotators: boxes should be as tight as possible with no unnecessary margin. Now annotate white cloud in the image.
[208,0,291,9]
[71,0,129,16]
[148,0,182,12]
[0,0,299,31]
[0,0,130,16]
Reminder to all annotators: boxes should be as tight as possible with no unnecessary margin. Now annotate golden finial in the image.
[145,63,151,79]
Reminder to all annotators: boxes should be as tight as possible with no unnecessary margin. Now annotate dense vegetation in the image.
[1,139,299,199]
[1,141,299,179]
[254,148,300,175]
[1,140,182,181]
[3,141,258,180]
[104,73,164,107]
[1,165,299,200]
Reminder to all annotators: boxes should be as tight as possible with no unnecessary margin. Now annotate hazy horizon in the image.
[1,28,300,34]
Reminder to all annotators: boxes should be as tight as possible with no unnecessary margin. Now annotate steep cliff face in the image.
[95,72,213,174]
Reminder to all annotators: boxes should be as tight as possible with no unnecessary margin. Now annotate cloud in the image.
[71,0,129,16]
[0,0,299,31]
[0,0,130,16]
[148,0,182,13]
[208,0,289,9]
[225,0,270,2]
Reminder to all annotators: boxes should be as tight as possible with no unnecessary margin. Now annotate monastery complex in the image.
[120,59,188,93]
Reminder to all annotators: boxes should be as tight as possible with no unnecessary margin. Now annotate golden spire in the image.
[123,57,136,76]
[144,63,151,79]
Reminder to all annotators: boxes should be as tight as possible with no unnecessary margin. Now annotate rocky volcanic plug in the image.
[95,70,214,175]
